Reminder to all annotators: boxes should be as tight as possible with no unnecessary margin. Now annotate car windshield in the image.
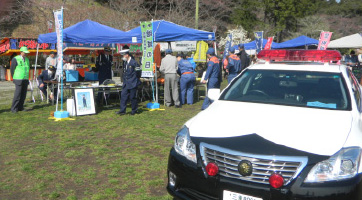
[220,69,351,110]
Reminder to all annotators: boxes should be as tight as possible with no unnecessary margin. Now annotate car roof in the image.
[249,62,346,73]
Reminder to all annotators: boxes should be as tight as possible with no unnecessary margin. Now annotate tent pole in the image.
[195,0,199,29]
[152,19,158,103]
[31,43,40,102]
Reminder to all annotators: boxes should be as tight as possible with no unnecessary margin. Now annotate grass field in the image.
[0,80,223,200]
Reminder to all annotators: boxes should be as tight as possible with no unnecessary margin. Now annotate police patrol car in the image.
[167,50,362,200]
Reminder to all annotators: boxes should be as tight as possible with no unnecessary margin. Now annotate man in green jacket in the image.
[10,46,30,113]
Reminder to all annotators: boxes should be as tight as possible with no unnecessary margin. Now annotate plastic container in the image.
[65,70,79,82]
[84,71,98,81]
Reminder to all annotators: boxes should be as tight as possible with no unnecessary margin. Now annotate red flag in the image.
[264,37,273,50]
[317,32,332,50]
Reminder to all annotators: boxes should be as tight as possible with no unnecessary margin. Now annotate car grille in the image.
[200,143,308,185]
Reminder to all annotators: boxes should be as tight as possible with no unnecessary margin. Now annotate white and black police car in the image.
[167,50,362,200]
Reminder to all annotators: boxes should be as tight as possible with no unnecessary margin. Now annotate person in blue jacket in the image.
[201,48,221,110]
[177,53,196,105]
[116,49,142,115]
[226,46,242,83]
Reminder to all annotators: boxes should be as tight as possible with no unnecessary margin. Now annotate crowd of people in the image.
[8,44,254,114]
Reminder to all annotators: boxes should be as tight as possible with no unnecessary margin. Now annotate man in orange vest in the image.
[226,46,241,83]
[201,48,221,110]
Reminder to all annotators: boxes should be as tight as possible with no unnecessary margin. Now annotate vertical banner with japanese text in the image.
[254,31,263,53]
[317,32,333,50]
[222,34,232,63]
[54,9,63,75]
[264,37,274,50]
[141,21,154,78]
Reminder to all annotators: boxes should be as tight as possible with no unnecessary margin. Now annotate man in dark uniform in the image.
[37,65,57,101]
[94,47,113,105]
[10,46,30,113]
[238,44,249,71]
[201,48,221,110]
[116,49,141,115]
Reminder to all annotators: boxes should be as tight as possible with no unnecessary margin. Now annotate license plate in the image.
[223,190,263,200]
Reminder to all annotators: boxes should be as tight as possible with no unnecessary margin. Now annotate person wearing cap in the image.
[238,44,250,70]
[45,51,57,70]
[226,46,242,83]
[10,46,30,113]
[94,47,113,105]
[201,47,221,110]
[160,49,181,108]
[116,48,141,115]
[345,50,359,67]
[37,65,57,101]
[177,53,196,105]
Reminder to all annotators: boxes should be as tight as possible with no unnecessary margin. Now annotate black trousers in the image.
[119,87,137,114]
[11,79,29,112]
[39,85,57,99]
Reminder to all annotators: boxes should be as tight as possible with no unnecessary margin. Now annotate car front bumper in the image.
[167,148,362,200]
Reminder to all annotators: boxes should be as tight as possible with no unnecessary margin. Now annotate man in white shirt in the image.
[45,51,57,70]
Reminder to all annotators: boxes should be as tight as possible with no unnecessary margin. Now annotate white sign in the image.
[132,37,137,43]
[157,41,197,52]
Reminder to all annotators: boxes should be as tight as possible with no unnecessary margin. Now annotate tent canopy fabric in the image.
[232,39,278,50]
[38,19,125,44]
[328,33,362,49]
[273,35,318,49]
[124,20,215,43]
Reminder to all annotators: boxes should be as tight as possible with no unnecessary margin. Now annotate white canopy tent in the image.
[328,33,362,49]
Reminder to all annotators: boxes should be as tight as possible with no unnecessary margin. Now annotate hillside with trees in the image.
[0,0,361,42]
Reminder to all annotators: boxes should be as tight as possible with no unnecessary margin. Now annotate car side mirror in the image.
[208,89,220,101]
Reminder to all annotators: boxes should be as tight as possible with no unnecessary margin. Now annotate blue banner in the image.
[223,34,232,62]
[254,31,263,53]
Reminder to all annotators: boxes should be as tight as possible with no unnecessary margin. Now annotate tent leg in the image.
[31,44,40,103]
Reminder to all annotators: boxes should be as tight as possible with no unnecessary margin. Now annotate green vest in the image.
[13,55,30,80]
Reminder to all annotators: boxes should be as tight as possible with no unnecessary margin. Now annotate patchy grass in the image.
[0,80,228,199]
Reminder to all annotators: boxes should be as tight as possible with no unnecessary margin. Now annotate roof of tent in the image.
[328,33,362,49]
[123,20,215,43]
[38,19,125,44]
[273,35,318,49]
[232,39,279,50]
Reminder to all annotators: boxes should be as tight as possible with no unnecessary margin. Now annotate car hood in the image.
[186,101,353,156]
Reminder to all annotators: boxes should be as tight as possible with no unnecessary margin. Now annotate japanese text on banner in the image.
[54,10,63,75]
[317,32,333,50]
[222,34,232,62]
[141,21,154,78]
[264,37,273,50]
[254,31,263,53]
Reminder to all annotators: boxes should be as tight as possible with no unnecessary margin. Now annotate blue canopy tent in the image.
[38,19,125,44]
[232,39,270,50]
[231,39,280,55]
[273,35,318,49]
[120,20,215,43]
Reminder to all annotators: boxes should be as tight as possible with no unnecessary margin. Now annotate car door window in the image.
[348,70,362,112]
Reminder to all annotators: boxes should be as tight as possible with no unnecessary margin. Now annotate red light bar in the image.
[257,50,342,62]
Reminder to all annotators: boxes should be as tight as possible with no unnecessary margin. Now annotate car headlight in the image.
[174,126,197,163]
[305,147,361,183]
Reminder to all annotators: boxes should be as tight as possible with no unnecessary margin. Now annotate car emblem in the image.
[238,160,253,176]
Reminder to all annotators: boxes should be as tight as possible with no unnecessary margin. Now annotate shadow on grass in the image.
[0,103,55,114]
